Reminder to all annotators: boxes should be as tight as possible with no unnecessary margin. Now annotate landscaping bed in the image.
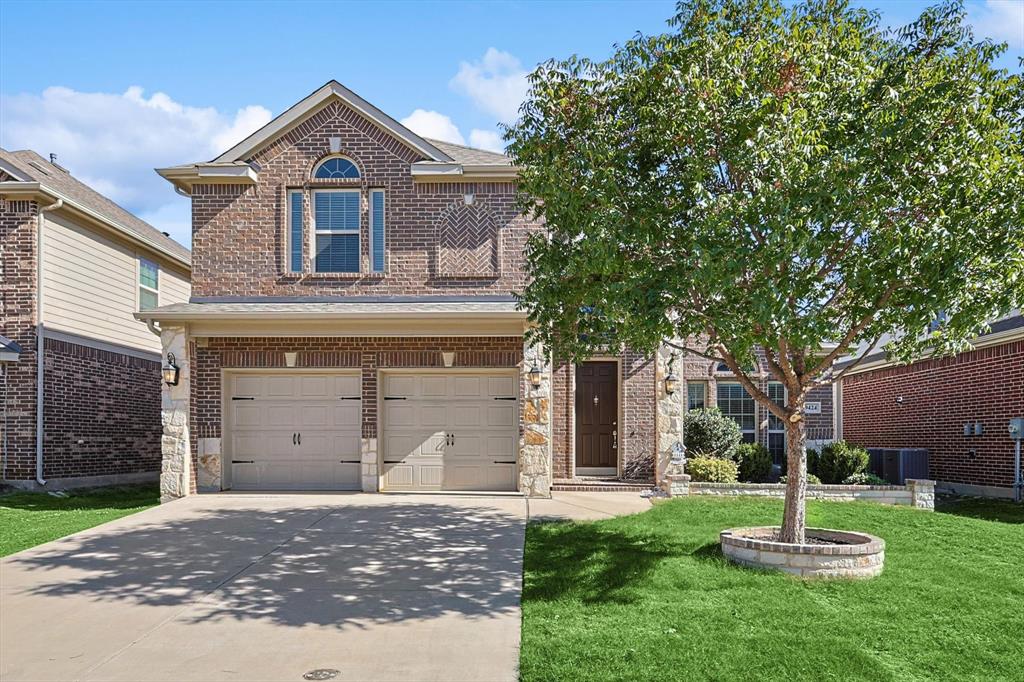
[0,484,159,556]
[520,495,1023,681]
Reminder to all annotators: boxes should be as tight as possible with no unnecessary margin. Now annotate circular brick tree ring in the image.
[720,527,885,579]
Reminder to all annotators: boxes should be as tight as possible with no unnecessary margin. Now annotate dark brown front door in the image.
[575,361,618,470]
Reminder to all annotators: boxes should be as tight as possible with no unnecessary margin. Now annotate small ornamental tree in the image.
[506,0,1023,542]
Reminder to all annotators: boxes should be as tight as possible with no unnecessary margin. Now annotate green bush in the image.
[815,440,869,484]
[687,456,739,483]
[684,408,742,460]
[843,472,888,486]
[736,442,772,483]
[779,472,822,485]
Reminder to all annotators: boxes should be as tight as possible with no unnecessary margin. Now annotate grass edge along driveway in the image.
[0,484,158,556]
[520,495,1024,682]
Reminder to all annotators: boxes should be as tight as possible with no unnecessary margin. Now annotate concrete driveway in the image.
[0,493,527,682]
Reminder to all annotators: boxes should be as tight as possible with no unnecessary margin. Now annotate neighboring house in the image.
[138,81,833,500]
[839,313,1024,499]
[0,149,191,489]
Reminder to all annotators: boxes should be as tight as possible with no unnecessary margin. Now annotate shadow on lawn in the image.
[524,521,682,604]
[0,485,158,512]
[935,496,1024,524]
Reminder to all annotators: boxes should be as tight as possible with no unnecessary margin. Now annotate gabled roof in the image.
[213,81,454,164]
[424,138,512,166]
[0,148,191,267]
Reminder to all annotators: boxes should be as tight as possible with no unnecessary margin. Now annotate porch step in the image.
[552,478,655,493]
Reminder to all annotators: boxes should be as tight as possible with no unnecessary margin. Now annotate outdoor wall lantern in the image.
[527,359,543,389]
[664,352,680,395]
[162,352,180,386]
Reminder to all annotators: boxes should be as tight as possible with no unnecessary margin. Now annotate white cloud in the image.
[968,0,1024,48]
[400,109,466,145]
[0,86,272,248]
[450,48,529,124]
[469,129,506,154]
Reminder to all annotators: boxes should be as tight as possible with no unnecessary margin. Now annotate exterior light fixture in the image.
[664,352,680,395]
[162,352,180,386]
[527,361,543,388]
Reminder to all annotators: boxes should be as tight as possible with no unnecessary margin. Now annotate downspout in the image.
[35,198,63,486]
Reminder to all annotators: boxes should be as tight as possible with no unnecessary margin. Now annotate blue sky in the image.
[1,0,1021,248]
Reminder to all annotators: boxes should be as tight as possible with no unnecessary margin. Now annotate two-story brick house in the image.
[1,148,191,489]
[139,81,834,500]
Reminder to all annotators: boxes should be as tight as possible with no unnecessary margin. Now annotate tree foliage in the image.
[506,0,1023,541]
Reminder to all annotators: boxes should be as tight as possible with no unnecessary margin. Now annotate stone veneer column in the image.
[907,479,936,510]
[656,343,685,487]
[361,437,378,492]
[160,325,191,503]
[519,339,552,497]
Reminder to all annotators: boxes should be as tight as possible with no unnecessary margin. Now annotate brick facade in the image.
[189,100,536,298]
[842,339,1024,490]
[1,198,39,480]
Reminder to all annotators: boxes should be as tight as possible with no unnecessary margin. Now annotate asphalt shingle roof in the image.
[0,148,190,264]
[423,138,513,166]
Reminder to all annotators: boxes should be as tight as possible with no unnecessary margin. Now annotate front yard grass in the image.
[0,484,158,557]
[520,496,1023,681]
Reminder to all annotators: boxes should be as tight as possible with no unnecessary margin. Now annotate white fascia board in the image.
[0,158,33,182]
[135,309,528,322]
[213,81,453,164]
[410,163,464,176]
[0,352,20,362]
[0,180,44,198]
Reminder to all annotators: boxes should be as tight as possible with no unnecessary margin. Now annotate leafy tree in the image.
[506,0,1023,542]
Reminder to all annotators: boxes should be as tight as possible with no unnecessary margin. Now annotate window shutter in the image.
[289,191,303,272]
[371,190,385,272]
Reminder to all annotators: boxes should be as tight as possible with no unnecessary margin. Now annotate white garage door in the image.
[381,372,518,491]
[227,372,361,490]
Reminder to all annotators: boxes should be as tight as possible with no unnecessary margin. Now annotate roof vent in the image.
[162,231,171,237]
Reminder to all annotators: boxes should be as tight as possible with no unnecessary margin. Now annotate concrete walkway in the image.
[0,493,527,682]
[528,491,654,521]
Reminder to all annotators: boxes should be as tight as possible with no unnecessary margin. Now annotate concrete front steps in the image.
[551,477,655,493]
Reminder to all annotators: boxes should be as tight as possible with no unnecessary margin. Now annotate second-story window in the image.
[313,189,360,273]
[138,257,159,310]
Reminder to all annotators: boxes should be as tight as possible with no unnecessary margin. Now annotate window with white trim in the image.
[717,382,755,443]
[687,381,707,410]
[313,189,360,273]
[313,157,360,179]
[767,381,786,464]
[138,257,159,311]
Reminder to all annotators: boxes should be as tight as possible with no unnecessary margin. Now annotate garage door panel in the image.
[228,372,361,491]
[381,372,518,492]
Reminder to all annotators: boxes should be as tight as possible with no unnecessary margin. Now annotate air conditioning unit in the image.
[867,448,929,485]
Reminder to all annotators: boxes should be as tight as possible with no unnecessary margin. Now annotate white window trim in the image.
[370,188,386,273]
[686,380,707,411]
[312,155,362,180]
[716,381,756,442]
[137,256,159,310]
[311,188,361,274]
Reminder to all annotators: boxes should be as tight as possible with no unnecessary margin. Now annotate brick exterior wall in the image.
[189,100,537,298]
[1,198,39,480]
[842,339,1024,489]
[40,338,161,479]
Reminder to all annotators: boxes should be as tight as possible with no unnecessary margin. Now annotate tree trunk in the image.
[780,418,808,544]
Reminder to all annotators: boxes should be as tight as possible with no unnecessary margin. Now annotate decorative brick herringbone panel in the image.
[435,200,499,278]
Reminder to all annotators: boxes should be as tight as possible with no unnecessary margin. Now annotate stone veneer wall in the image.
[664,478,936,510]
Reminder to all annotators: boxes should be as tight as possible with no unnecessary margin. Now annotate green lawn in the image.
[0,484,159,557]
[520,496,1024,682]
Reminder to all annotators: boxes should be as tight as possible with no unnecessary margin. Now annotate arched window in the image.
[313,157,360,180]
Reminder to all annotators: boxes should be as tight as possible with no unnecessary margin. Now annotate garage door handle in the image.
[297,433,301,445]
[340,459,360,464]
[293,433,296,445]
[232,396,255,401]
[232,460,255,464]
[338,396,361,400]
[493,460,516,464]
[384,396,406,401]
[494,397,516,401]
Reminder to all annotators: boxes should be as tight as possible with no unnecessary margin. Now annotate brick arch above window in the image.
[434,200,499,279]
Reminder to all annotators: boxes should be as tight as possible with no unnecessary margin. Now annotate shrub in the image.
[687,456,739,483]
[843,472,888,486]
[684,408,742,460]
[736,443,772,483]
[780,472,822,485]
[816,441,869,484]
